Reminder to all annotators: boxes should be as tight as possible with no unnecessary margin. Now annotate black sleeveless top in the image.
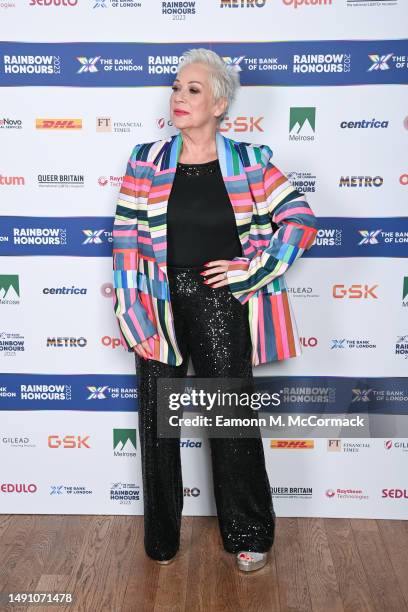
[166,158,243,266]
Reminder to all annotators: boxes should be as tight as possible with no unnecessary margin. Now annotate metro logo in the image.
[332,284,378,299]
[36,119,82,129]
[48,435,90,448]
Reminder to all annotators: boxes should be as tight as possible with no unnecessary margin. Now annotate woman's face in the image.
[170,62,227,130]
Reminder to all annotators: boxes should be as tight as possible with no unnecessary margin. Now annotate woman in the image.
[112,48,318,571]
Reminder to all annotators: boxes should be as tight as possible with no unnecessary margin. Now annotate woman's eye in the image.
[190,88,199,94]
[171,86,178,91]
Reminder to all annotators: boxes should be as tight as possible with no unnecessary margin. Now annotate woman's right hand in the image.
[132,335,158,359]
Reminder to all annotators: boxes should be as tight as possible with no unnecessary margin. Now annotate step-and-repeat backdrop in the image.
[1,2,407,518]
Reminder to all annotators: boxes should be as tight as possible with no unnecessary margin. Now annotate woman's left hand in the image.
[200,260,231,288]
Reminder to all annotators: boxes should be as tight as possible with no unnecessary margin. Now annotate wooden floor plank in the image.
[297,517,344,612]
[0,515,407,612]
[274,518,312,612]
[377,520,408,609]
[324,518,375,612]
[351,519,407,612]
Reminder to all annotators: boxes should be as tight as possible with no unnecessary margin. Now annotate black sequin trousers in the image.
[135,265,276,561]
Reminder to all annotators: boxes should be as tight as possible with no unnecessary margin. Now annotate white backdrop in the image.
[1,1,408,519]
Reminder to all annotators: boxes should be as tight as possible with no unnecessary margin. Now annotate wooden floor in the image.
[0,515,407,612]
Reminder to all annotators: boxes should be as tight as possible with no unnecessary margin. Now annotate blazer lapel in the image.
[146,130,253,272]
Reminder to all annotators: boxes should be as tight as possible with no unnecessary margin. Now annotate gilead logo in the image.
[382,488,408,499]
[332,284,378,299]
[48,435,90,448]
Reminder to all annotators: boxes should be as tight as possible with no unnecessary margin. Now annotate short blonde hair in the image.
[176,48,240,124]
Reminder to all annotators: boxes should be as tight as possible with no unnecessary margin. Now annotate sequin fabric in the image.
[135,265,276,561]
[176,158,219,176]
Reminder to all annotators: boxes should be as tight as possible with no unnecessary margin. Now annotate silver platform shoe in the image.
[236,551,268,572]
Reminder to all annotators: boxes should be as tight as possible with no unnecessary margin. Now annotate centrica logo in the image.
[0,482,37,493]
[332,284,378,299]
[180,439,202,448]
[270,440,314,449]
[219,116,263,132]
[102,336,121,349]
[43,286,87,295]
[382,488,408,499]
[48,435,90,448]
[0,175,25,186]
[46,337,87,347]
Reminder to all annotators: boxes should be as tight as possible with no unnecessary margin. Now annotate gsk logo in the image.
[332,284,378,299]
[48,435,90,448]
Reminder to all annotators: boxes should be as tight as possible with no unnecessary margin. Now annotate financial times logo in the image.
[368,54,393,71]
[77,57,101,73]
[82,229,104,244]
[358,230,382,245]
[87,386,109,399]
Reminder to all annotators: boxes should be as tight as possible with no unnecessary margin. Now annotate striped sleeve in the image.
[112,144,157,350]
[226,144,318,302]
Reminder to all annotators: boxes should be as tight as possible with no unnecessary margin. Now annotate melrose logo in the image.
[0,275,20,304]
[0,483,37,493]
[289,107,315,141]
[113,428,137,456]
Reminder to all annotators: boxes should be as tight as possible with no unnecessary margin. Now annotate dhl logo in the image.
[270,440,314,449]
[36,119,82,129]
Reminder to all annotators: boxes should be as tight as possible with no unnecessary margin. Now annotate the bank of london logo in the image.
[289,107,316,135]
[82,229,104,244]
[0,275,20,301]
[358,230,382,245]
[113,429,137,453]
[351,388,373,402]
[368,53,393,71]
[222,56,245,72]
[77,57,101,73]
[87,386,109,399]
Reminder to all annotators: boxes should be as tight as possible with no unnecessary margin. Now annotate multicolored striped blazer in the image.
[112,130,318,367]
